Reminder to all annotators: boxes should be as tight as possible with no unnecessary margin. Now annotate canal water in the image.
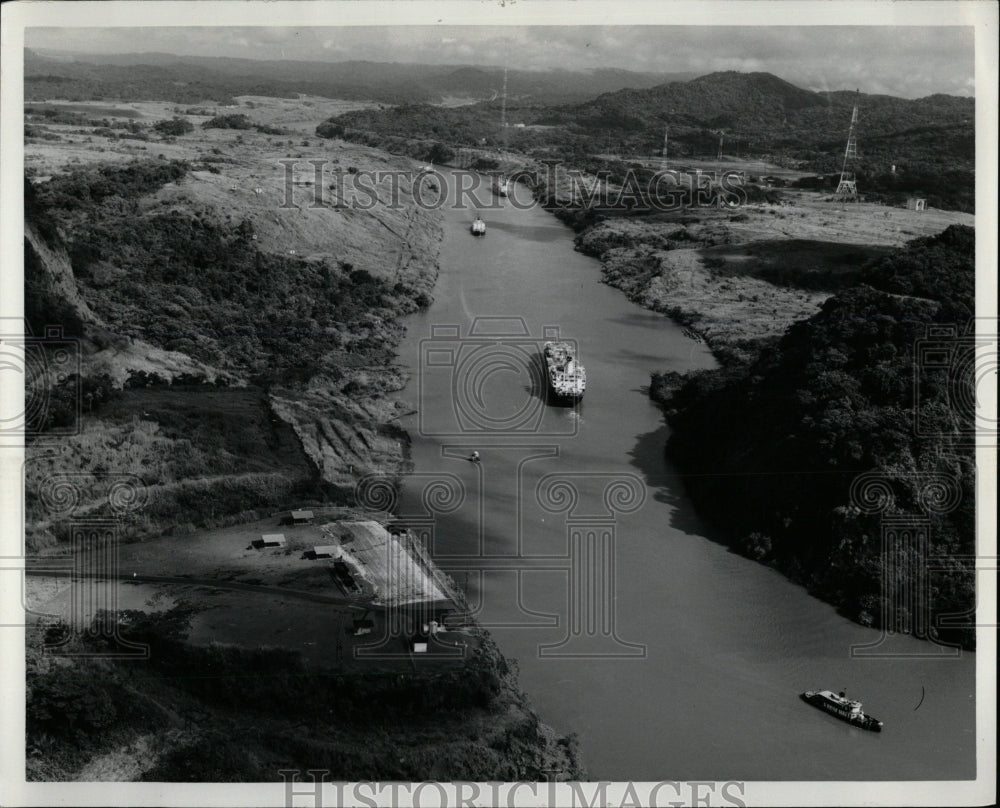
[392,171,976,781]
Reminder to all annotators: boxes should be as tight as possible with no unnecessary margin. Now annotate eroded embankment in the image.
[24,121,584,781]
[26,612,584,781]
[23,141,442,548]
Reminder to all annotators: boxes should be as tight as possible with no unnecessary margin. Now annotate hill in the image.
[319,70,974,211]
[24,48,694,107]
[549,71,974,172]
[660,225,976,649]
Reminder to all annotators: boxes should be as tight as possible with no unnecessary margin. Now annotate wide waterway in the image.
[392,170,976,781]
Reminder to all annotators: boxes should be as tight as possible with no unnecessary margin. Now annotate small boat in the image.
[471,217,486,236]
[492,174,509,197]
[543,341,586,403]
[801,690,883,732]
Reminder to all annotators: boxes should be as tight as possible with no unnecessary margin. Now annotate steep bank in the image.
[27,612,584,781]
[24,103,582,780]
[24,137,441,547]
[662,226,977,649]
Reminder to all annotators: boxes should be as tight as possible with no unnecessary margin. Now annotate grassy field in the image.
[572,191,973,360]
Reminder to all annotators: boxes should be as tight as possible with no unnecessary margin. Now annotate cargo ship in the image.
[471,216,486,236]
[543,341,586,403]
[800,690,883,732]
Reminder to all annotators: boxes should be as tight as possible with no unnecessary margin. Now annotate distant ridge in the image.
[529,69,973,170]
[23,48,698,106]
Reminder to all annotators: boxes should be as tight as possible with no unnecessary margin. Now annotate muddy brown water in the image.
[392,169,975,780]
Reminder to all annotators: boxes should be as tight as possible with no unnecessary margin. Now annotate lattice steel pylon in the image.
[835,90,860,201]
[499,64,508,131]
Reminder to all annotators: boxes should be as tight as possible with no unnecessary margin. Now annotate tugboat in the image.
[471,216,486,236]
[543,341,586,403]
[801,690,883,732]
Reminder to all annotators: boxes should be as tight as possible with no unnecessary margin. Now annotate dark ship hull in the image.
[801,690,883,732]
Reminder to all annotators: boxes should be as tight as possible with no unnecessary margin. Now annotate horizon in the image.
[25,26,975,99]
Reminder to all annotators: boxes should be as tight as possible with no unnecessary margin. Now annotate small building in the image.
[906,197,927,211]
[290,509,314,524]
[258,533,286,548]
[313,545,339,559]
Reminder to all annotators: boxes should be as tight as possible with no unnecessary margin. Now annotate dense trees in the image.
[26,162,412,381]
[663,226,976,647]
[153,117,194,136]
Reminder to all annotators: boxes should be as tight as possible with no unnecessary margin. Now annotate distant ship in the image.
[471,216,486,236]
[543,341,586,403]
[800,690,883,732]
[492,175,510,197]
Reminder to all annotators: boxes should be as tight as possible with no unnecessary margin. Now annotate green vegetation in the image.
[153,117,194,136]
[201,113,254,130]
[24,159,432,545]
[27,610,584,781]
[318,71,973,212]
[27,165,412,379]
[659,226,976,648]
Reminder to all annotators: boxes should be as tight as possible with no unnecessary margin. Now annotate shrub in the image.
[154,117,194,136]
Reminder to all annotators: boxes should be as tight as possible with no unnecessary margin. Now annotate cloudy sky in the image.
[26,25,975,98]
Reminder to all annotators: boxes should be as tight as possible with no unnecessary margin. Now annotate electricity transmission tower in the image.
[835,90,860,201]
[709,129,725,161]
[499,64,508,132]
[660,125,669,170]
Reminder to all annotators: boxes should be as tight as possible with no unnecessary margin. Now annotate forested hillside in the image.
[320,71,974,211]
[661,225,976,648]
[24,48,689,107]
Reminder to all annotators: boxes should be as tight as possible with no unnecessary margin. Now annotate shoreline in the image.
[23,116,585,780]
